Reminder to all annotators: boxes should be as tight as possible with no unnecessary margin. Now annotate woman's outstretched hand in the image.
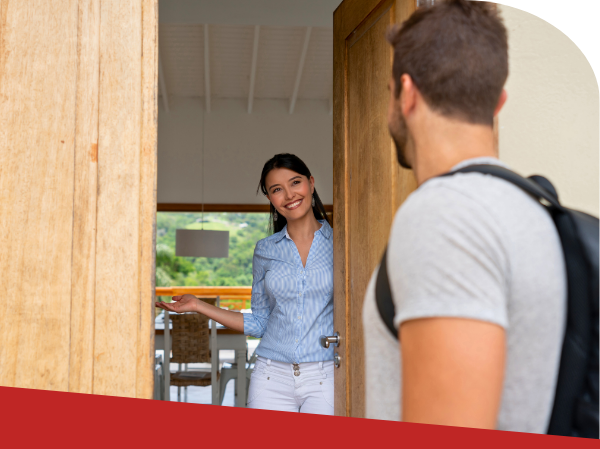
[155,294,200,314]
[155,294,245,333]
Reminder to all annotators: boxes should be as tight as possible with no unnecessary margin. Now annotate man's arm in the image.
[400,317,505,429]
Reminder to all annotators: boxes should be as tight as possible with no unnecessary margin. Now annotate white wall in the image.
[158,4,599,215]
[157,97,333,204]
[498,5,599,215]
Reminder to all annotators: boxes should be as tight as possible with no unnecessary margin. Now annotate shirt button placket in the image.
[296,268,304,359]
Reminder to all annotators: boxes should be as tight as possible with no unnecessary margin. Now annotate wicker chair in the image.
[168,297,219,403]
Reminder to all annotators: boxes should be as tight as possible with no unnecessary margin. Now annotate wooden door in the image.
[333,0,417,417]
[0,0,158,398]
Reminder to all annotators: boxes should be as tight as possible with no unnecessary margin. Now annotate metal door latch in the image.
[320,332,340,349]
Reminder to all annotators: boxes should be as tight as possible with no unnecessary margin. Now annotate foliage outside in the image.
[155,212,270,291]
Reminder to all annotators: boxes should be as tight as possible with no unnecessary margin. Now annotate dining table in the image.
[155,312,248,407]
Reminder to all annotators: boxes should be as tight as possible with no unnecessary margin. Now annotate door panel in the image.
[0,0,158,398]
[333,0,417,417]
[0,0,79,391]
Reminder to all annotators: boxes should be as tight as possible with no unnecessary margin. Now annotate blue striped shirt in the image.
[243,220,334,363]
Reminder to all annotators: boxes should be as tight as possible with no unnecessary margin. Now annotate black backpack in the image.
[376,164,599,439]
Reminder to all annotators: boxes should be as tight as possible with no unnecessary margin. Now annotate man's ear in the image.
[494,89,508,116]
[400,74,418,117]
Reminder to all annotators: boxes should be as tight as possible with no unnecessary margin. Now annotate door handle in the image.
[320,332,340,349]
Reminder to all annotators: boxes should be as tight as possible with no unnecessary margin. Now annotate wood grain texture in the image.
[136,0,158,400]
[0,0,79,390]
[333,0,388,418]
[0,0,157,398]
[93,0,143,397]
[333,0,417,418]
[332,1,349,417]
[347,1,394,418]
[69,0,100,394]
[395,0,417,25]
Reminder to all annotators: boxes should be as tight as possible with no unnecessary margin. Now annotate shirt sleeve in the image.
[243,240,271,338]
[388,184,510,330]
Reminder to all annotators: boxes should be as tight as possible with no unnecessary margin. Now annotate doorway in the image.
[155,0,340,406]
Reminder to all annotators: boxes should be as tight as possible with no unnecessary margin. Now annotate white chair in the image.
[219,349,258,406]
[153,353,165,400]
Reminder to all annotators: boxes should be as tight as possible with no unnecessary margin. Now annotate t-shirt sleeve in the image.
[388,184,510,330]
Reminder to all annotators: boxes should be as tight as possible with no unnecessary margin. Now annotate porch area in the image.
[154,286,257,406]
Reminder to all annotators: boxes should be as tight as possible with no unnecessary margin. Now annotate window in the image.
[156,212,270,288]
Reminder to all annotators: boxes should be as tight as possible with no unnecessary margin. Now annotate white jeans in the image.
[247,356,334,415]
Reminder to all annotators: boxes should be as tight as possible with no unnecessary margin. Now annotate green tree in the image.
[155,212,269,287]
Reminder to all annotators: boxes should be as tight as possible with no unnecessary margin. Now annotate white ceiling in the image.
[159,24,332,102]
[159,0,342,27]
[158,1,339,109]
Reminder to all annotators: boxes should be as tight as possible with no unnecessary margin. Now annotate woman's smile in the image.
[284,199,303,210]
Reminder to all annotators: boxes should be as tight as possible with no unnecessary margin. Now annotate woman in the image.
[155,153,334,414]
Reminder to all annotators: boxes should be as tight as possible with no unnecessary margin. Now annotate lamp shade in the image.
[175,229,229,258]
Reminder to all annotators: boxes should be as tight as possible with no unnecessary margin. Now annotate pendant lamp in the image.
[175,112,229,258]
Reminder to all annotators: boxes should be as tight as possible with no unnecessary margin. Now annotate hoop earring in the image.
[273,210,278,221]
[312,196,315,207]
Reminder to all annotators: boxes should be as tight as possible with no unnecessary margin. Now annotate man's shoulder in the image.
[391,170,536,255]
[398,168,538,223]
[397,173,497,222]
[391,166,557,264]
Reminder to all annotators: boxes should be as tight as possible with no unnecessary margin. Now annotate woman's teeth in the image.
[286,200,302,209]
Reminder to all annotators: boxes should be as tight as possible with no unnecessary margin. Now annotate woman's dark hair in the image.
[257,153,332,234]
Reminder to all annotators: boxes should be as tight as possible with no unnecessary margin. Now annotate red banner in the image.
[0,386,596,447]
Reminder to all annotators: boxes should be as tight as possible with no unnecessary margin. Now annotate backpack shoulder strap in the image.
[376,246,398,339]
[375,164,561,341]
[440,164,563,210]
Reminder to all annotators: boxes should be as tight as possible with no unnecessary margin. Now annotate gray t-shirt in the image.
[363,157,566,433]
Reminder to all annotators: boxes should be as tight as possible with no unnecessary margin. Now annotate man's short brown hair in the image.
[387,0,508,126]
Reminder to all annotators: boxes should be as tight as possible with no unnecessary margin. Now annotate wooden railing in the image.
[155,286,252,310]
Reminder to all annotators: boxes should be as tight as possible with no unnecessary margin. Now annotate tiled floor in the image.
[159,340,259,406]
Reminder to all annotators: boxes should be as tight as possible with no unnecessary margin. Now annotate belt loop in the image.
[319,361,327,377]
[263,358,271,374]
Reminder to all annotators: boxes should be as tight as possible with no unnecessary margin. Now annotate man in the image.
[363,0,566,433]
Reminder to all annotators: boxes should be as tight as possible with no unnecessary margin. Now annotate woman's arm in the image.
[155,294,244,333]
[241,241,271,338]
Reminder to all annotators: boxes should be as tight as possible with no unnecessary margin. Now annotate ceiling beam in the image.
[289,26,312,114]
[158,52,170,113]
[248,25,260,114]
[204,24,211,113]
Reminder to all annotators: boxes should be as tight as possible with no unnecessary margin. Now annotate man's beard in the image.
[389,112,412,169]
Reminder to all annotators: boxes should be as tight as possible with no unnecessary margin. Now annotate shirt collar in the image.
[450,156,509,172]
[273,219,332,243]
[273,226,288,243]
[317,220,332,239]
